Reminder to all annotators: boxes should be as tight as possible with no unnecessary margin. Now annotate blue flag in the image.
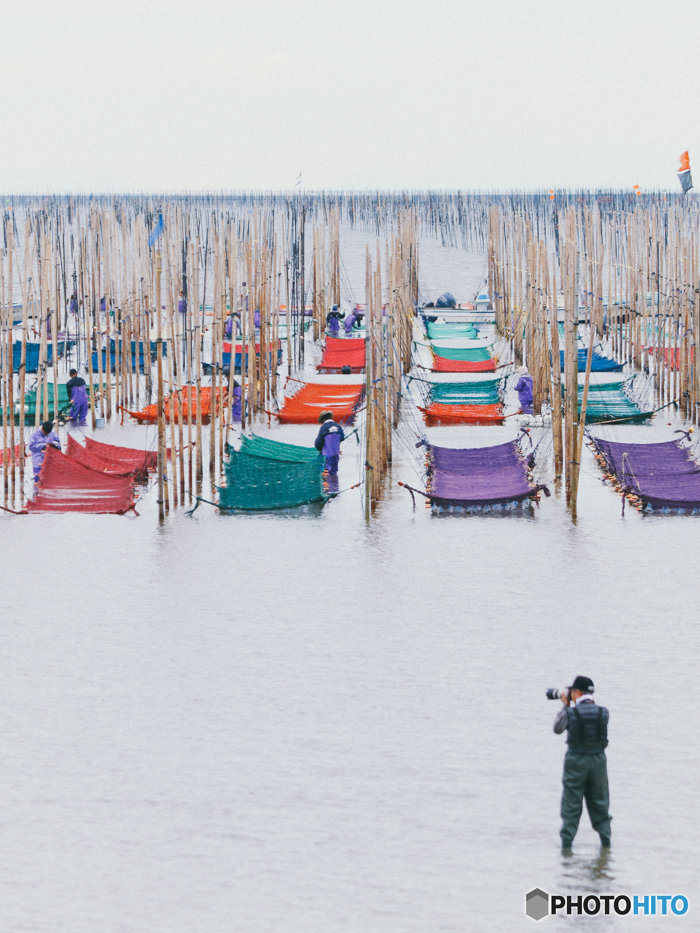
[148,213,164,247]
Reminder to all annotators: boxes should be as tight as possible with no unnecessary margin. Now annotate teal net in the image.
[425,322,478,340]
[240,434,320,462]
[217,448,326,511]
[1,383,85,425]
[430,345,493,362]
[429,379,502,405]
[578,383,649,423]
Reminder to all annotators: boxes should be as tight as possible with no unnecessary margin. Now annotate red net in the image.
[84,437,157,472]
[430,357,498,373]
[317,337,366,373]
[0,444,22,464]
[418,402,504,426]
[276,382,365,424]
[646,346,694,371]
[26,445,136,513]
[67,435,155,480]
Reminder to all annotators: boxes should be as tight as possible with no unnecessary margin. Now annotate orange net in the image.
[430,357,498,373]
[275,382,365,424]
[418,402,504,426]
[121,386,227,425]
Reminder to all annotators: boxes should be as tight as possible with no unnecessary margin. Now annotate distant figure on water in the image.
[315,410,344,475]
[515,366,534,414]
[222,365,242,421]
[66,369,88,426]
[553,676,611,853]
[225,313,241,340]
[28,421,61,483]
[326,305,344,335]
[344,308,364,335]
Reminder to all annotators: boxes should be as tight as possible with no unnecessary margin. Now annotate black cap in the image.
[41,421,54,433]
[571,676,594,694]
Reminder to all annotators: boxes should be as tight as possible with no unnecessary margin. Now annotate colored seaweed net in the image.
[317,337,366,373]
[217,443,325,511]
[26,445,136,514]
[591,436,700,511]
[275,382,364,424]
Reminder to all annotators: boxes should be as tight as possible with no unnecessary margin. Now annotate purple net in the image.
[591,436,700,509]
[428,440,522,474]
[424,440,545,506]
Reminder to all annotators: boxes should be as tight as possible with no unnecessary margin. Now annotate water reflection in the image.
[560,846,615,889]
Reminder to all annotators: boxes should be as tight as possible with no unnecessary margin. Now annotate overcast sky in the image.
[1,0,697,192]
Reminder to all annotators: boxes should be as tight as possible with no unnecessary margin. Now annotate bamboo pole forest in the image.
[1,190,699,521]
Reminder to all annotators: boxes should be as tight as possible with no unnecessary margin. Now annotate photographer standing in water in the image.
[551,676,612,852]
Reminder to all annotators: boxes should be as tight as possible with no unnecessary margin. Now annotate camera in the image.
[546,687,570,701]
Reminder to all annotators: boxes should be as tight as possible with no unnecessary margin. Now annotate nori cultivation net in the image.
[424,322,479,340]
[240,434,320,462]
[217,448,325,511]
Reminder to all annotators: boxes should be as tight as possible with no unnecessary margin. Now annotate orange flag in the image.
[678,151,693,194]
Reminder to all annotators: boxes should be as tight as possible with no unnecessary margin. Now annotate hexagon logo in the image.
[525,888,549,921]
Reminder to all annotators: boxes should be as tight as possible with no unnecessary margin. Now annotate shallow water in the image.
[0,229,698,931]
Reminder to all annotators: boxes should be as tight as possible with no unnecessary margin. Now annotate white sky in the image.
[1,0,698,192]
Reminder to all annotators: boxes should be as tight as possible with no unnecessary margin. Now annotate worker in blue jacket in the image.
[314,410,344,474]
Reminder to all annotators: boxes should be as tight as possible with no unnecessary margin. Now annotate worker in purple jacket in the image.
[314,410,344,474]
[515,366,534,414]
[327,305,344,335]
[66,369,89,426]
[28,421,61,482]
[344,308,364,335]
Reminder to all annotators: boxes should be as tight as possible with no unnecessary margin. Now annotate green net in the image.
[217,448,325,510]
[425,322,478,340]
[430,345,493,362]
[1,383,98,425]
[240,434,321,462]
[577,384,648,423]
[430,379,501,405]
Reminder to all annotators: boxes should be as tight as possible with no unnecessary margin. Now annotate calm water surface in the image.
[0,230,697,931]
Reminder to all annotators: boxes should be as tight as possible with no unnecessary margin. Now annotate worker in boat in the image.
[553,676,611,853]
[326,305,344,335]
[344,307,365,335]
[28,421,61,483]
[69,293,79,315]
[515,365,534,414]
[178,291,187,315]
[314,410,344,475]
[66,369,89,427]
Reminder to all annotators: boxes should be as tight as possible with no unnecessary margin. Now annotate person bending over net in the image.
[314,410,344,475]
[28,421,61,483]
[344,309,364,335]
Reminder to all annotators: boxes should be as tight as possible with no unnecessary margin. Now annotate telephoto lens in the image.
[546,688,562,700]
